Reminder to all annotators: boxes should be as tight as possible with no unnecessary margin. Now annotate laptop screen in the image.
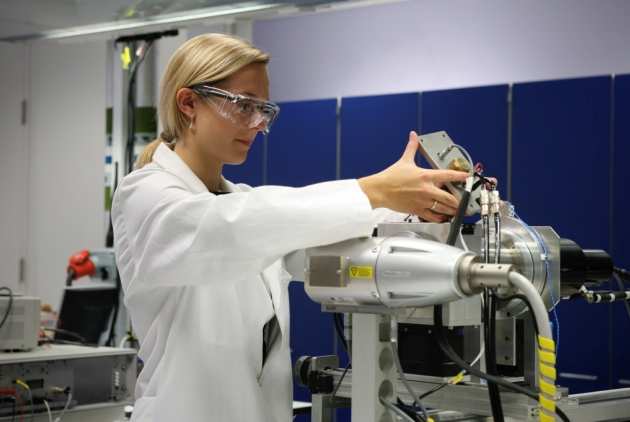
[56,285,117,345]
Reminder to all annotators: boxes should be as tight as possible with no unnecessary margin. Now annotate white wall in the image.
[253,0,630,102]
[25,40,107,308]
[0,42,28,294]
[0,40,108,308]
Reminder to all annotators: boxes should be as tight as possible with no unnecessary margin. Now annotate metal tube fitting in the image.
[458,256,514,295]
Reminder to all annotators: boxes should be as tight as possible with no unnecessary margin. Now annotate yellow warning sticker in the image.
[349,266,373,279]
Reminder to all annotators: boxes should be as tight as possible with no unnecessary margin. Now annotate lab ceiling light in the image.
[0,2,284,42]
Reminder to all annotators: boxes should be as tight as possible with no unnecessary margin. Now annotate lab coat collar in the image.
[153,142,236,194]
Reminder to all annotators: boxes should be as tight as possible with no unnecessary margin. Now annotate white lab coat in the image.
[111,142,380,422]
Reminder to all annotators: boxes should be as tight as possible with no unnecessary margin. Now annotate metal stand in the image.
[351,314,395,422]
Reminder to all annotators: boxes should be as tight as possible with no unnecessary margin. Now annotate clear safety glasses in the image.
[189,84,280,134]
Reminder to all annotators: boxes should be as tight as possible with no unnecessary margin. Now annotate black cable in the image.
[614,267,630,282]
[333,313,348,355]
[573,283,630,304]
[474,172,497,188]
[105,161,119,249]
[432,306,571,422]
[417,382,448,401]
[10,396,16,422]
[43,328,88,344]
[446,189,471,245]
[484,289,504,421]
[125,41,154,175]
[0,287,14,330]
[331,313,351,399]
[126,45,137,175]
[613,274,630,321]
[106,161,121,346]
[331,363,350,399]
[46,327,87,343]
[395,399,425,422]
[567,292,582,301]
[494,213,502,264]
[126,43,143,175]
[115,29,179,45]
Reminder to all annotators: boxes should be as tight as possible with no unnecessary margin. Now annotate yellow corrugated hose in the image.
[538,335,557,422]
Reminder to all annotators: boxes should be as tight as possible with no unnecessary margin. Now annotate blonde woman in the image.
[112,33,467,422]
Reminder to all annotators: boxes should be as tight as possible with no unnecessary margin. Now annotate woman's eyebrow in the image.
[234,89,268,100]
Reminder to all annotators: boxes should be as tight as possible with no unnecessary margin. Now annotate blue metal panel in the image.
[222,132,265,186]
[340,93,421,179]
[337,93,419,422]
[266,99,338,421]
[267,99,337,186]
[512,76,612,392]
[612,74,630,389]
[420,85,509,193]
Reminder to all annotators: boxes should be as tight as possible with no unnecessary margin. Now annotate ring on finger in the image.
[430,200,438,211]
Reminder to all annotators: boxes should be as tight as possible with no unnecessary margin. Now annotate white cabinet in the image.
[0,42,28,293]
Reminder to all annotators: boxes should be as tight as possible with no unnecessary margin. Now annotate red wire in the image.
[0,390,19,420]
[0,390,23,422]
[3,386,25,422]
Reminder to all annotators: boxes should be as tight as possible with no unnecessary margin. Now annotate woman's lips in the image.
[235,138,252,147]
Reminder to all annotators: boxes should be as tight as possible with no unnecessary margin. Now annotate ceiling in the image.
[0,0,352,41]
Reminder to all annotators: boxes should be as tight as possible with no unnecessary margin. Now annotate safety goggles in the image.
[189,84,280,134]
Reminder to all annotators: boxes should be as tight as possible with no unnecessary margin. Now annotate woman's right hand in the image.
[358,131,469,222]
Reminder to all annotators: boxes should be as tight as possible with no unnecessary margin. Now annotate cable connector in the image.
[14,379,30,391]
[465,175,474,192]
[490,190,500,215]
[480,188,489,217]
[449,371,466,385]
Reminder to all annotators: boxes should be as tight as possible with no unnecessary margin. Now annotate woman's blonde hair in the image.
[135,33,270,169]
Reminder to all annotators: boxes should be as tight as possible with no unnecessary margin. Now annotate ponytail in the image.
[135,132,176,169]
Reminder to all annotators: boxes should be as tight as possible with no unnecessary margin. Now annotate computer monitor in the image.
[56,284,117,345]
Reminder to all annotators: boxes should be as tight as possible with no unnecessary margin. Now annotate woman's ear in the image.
[175,87,197,121]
